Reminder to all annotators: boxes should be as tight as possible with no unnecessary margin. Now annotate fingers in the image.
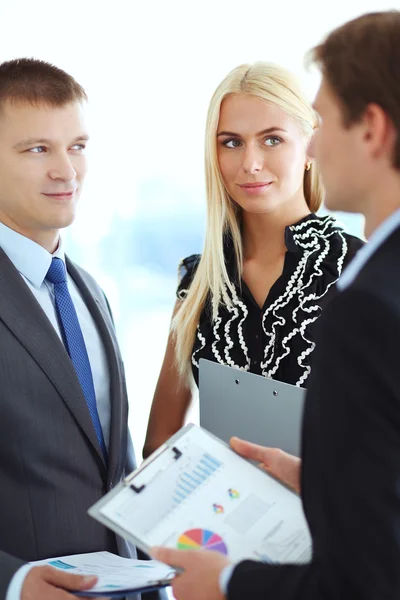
[152,546,189,569]
[79,597,110,600]
[230,436,274,464]
[42,566,97,590]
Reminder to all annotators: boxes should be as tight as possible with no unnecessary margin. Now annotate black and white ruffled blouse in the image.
[177,214,364,388]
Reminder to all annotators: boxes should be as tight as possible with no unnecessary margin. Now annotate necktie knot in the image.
[46,257,67,285]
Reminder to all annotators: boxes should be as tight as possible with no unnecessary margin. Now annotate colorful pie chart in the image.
[177,528,228,555]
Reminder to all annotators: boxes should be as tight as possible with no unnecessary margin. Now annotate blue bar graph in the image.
[172,453,223,507]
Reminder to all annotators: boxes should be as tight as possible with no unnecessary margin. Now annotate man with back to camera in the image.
[152,10,400,599]
[0,58,163,600]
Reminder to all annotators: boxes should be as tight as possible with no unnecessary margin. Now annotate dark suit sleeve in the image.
[0,551,25,599]
[229,288,400,600]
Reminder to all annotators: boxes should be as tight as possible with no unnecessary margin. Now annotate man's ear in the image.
[362,103,396,162]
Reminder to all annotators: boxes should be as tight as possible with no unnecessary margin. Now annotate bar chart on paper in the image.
[172,453,223,506]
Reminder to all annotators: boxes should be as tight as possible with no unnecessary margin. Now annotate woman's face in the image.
[217,93,309,215]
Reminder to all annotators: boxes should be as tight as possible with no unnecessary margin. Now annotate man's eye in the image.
[29,146,46,153]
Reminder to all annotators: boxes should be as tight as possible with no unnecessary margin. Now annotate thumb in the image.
[152,546,187,568]
[43,567,97,590]
[230,436,271,464]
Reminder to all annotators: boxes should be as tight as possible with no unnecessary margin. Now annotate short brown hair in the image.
[0,58,87,109]
[309,11,400,168]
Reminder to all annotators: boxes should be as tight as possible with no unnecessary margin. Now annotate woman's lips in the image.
[239,182,272,195]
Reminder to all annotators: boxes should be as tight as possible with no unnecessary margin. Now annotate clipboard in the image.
[89,424,312,566]
[199,359,306,456]
[73,577,173,597]
[31,551,175,598]
[74,581,172,598]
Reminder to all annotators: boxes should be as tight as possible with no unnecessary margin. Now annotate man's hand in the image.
[151,547,229,600]
[21,565,99,600]
[230,436,302,494]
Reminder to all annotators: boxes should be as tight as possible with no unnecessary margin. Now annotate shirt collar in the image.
[284,213,315,252]
[225,212,340,281]
[284,213,346,253]
[337,208,400,291]
[0,222,66,289]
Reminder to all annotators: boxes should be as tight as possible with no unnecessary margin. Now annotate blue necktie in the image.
[46,257,108,463]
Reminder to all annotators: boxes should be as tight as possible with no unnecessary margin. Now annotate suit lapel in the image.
[66,258,128,488]
[0,249,107,469]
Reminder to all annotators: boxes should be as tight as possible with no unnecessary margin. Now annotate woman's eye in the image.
[71,144,86,151]
[223,139,242,149]
[264,136,282,147]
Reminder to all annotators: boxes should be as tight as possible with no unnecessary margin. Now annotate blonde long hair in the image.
[173,62,324,379]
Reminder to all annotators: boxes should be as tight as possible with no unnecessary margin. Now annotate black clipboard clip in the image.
[171,446,182,460]
[124,445,182,495]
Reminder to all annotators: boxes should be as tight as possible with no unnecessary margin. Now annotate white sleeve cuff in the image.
[6,564,35,600]
[219,563,236,596]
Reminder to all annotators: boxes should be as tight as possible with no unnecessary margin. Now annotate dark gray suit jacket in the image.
[228,225,400,598]
[0,248,139,598]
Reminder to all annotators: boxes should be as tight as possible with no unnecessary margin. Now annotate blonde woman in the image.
[143,62,363,458]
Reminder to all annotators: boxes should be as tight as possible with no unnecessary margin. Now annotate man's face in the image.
[310,77,367,214]
[0,100,88,243]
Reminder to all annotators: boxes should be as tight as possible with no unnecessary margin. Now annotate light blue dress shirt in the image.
[337,208,400,290]
[220,210,400,596]
[1,223,111,600]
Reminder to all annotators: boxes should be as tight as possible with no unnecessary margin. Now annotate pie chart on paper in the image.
[177,528,228,555]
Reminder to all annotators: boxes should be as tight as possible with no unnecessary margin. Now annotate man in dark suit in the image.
[0,58,156,600]
[152,10,400,599]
